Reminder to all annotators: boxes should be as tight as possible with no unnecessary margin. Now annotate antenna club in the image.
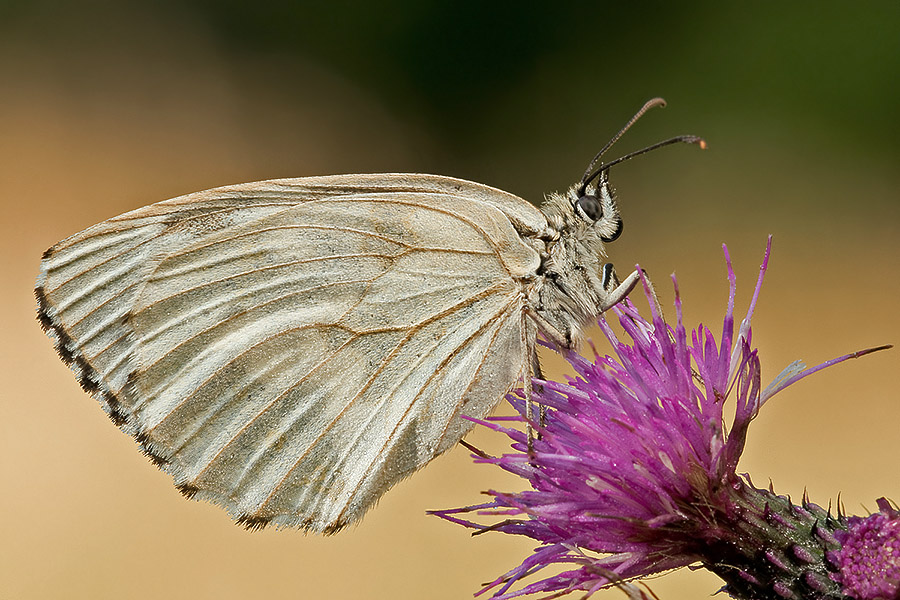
[681,135,707,149]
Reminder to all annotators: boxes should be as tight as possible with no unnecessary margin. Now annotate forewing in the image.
[37,177,542,532]
[36,174,544,422]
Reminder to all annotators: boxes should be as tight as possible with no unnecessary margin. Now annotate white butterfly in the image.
[36,98,702,533]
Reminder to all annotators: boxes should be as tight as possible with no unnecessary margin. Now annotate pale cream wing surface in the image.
[37,175,544,532]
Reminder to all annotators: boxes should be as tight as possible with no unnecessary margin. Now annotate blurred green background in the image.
[1,2,897,600]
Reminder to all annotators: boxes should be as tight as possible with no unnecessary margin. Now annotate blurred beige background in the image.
[1,2,897,599]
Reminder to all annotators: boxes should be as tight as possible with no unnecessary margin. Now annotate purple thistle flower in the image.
[830,498,900,600]
[434,238,894,600]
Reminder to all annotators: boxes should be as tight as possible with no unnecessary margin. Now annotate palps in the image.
[35,98,703,533]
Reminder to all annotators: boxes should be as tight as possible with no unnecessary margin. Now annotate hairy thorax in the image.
[527,187,617,349]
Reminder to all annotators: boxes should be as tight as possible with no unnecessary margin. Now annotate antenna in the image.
[577,98,706,196]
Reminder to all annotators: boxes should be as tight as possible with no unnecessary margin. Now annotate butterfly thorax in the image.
[529,185,619,349]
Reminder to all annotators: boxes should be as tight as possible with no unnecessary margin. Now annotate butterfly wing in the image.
[37,174,544,532]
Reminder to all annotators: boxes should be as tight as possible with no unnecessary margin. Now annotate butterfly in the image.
[35,98,703,533]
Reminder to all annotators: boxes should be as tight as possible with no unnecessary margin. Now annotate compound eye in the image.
[576,194,603,221]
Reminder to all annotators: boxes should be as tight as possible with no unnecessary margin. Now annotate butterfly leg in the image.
[602,265,667,320]
[531,351,547,430]
[524,361,535,452]
[520,323,542,452]
[522,350,547,450]
[522,310,571,452]
[522,370,549,451]
[599,265,642,311]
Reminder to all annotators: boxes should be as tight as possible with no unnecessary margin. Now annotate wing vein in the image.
[44,202,296,283]
[161,328,361,455]
[132,282,376,410]
[259,291,521,516]
[190,280,511,490]
[435,305,525,450]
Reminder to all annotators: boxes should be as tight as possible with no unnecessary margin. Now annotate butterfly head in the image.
[572,170,623,243]
[570,97,705,246]
[532,99,705,333]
